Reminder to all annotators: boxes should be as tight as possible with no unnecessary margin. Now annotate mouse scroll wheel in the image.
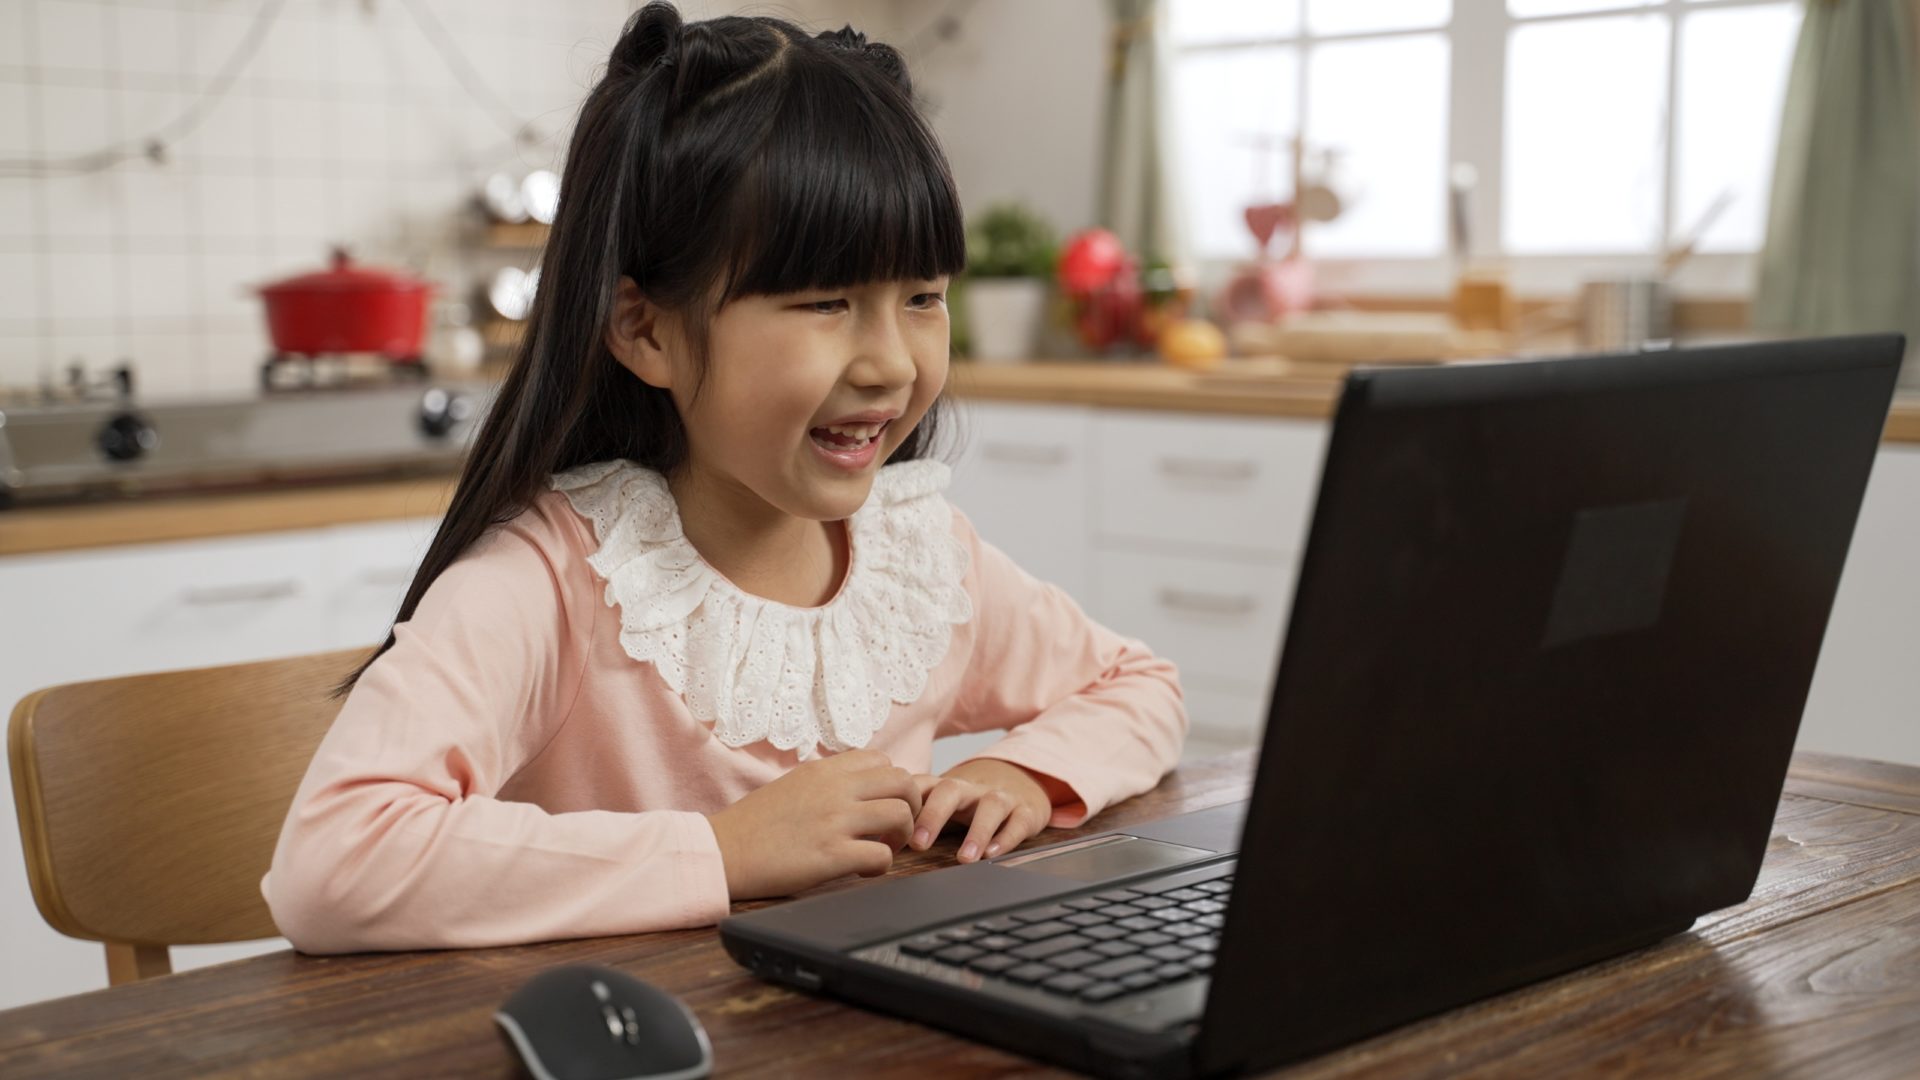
[600,1004,643,1044]
[620,1005,641,1044]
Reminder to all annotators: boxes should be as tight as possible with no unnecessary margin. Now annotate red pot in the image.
[257,248,436,360]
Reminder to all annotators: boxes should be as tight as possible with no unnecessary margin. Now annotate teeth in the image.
[822,422,883,438]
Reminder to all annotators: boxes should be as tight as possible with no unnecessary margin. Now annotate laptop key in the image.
[1164,888,1207,902]
[1149,908,1190,923]
[1063,913,1106,928]
[1196,914,1225,930]
[1004,963,1058,985]
[1195,880,1232,894]
[1082,925,1128,942]
[1145,945,1194,964]
[1011,904,1076,923]
[1165,922,1209,939]
[1012,920,1075,941]
[1011,934,1094,961]
[1084,955,1159,981]
[1115,917,1160,933]
[1132,896,1177,910]
[1090,940,1136,958]
[1093,888,1142,902]
[1129,931,1175,948]
[898,934,946,956]
[1097,903,1145,919]
[975,916,1024,934]
[1189,934,1221,953]
[1153,962,1194,981]
[1120,972,1162,992]
[1190,954,1215,972]
[968,954,1021,975]
[1184,899,1226,915]
[934,945,985,965]
[1050,950,1105,971]
[975,935,1023,952]
[1063,896,1106,911]
[940,926,984,942]
[1041,973,1094,995]
[1079,982,1128,1003]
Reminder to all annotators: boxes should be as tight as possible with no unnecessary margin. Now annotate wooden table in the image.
[2,750,1917,1078]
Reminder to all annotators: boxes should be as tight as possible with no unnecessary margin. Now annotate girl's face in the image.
[611,276,952,523]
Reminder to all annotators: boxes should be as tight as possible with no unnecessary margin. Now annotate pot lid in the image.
[260,247,434,295]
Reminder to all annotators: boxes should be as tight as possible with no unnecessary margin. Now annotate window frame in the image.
[1169,0,1796,299]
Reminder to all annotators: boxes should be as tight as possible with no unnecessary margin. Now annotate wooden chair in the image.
[8,648,365,985]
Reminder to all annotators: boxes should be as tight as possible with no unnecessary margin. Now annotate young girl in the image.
[263,1,1186,954]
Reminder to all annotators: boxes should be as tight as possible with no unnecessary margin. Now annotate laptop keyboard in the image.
[891,873,1233,1005]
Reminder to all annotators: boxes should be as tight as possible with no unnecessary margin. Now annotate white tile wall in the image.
[4,0,891,398]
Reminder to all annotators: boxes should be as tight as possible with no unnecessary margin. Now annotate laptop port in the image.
[791,964,823,991]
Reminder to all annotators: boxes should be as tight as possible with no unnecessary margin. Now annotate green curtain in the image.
[1098,0,1185,266]
[1754,0,1920,386]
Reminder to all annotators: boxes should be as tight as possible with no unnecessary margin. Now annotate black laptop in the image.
[719,333,1906,1078]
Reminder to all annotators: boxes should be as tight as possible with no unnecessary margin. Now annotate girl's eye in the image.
[806,299,849,315]
[909,293,947,310]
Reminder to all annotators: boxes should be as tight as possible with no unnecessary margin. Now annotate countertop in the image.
[3,360,1916,557]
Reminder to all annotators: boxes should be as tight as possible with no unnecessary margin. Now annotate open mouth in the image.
[809,419,890,452]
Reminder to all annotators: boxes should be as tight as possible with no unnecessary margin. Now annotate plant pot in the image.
[965,277,1049,363]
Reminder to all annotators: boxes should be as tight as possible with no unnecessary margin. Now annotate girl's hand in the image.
[908,759,1058,864]
[704,749,924,901]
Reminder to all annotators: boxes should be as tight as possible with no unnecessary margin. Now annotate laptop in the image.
[719,333,1906,1078]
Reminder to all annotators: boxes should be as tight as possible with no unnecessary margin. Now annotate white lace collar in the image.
[549,458,973,755]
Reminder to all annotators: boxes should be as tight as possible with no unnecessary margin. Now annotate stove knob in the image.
[418,388,475,440]
[98,411,159,462]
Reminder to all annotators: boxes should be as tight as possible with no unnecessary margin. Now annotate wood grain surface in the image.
[1,751,1915,1078]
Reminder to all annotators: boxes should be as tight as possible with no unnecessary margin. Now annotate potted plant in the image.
[961,202,1057,362]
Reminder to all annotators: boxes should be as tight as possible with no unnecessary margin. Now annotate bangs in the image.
[710,55,967,300]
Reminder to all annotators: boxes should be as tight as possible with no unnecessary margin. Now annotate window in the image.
[1166,0,1803,278]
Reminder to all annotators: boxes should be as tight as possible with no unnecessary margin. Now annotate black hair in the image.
[336,1,967,695]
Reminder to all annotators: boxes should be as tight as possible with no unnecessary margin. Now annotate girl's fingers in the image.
[851,796,917,853]
[911,780,967,850]
[985,805,1043,859]
[854,764,924,819]
[958,793,1014,863]
[841,838,897,878]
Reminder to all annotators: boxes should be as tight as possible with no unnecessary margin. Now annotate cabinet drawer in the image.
[1093,410,1325,555]
[323,516,441,650]
[946,400,1093,601]
[1091,547,1293,694]
[0,529,331,687]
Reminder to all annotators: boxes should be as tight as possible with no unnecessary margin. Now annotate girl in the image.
[263,2,1186,954]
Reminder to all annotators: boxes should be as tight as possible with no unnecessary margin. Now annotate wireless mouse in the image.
[495,963,713,1080]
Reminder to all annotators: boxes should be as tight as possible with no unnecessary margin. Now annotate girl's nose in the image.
[848,317,918,389]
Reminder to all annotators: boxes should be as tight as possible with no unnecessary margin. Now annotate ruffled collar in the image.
[549,458,973,755]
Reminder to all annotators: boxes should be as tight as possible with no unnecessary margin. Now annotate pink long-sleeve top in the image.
[262,457,1186,954]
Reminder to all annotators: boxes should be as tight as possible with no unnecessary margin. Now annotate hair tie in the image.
[654,52,676,70]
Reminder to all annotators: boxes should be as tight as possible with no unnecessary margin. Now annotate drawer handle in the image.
[1157,588,1257,615]
[983,443,1071,466]
[1156,457,1257,482]
[181,580,301,605]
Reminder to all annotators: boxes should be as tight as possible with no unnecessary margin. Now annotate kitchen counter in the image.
[950,359,1920,440]
[4,360,1915,557]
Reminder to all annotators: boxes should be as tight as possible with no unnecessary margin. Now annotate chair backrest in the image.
[8,648,364,984]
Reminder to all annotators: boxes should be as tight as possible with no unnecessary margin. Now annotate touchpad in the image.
[996,834,1215,883]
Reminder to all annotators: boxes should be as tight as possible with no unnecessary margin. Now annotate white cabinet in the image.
[944,399,1095,601]
[946,400,1920,778]
[1802,447,1920,766]
[0,514,439,1010]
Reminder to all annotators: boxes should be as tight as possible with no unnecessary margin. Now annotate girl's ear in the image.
[605,276,675,389]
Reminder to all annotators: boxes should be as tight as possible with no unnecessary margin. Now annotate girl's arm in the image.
[940,507,1189,828]
[260,512,729,954]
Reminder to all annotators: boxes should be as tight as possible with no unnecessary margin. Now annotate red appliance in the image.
[257,248,436,367]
